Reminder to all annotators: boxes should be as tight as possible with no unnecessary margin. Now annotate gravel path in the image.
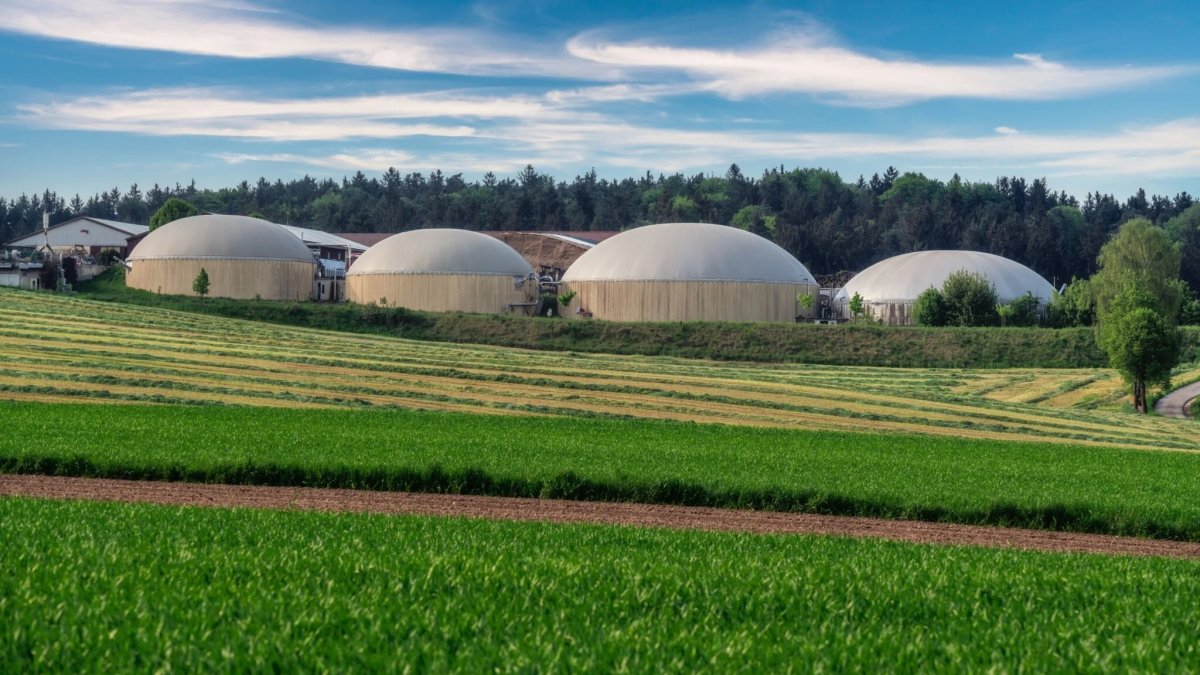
[1155,380,1200,419]
[3,474,1199,559]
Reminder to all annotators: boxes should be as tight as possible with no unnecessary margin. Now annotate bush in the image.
[913,288,949,326]
[1006,293,1041,327]
[1178,286,1200,326]
[1046,278,1094,328]
[941,270,998,326]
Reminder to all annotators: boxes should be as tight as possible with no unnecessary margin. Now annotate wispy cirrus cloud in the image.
[0,0,1191,108]
[0,0,613,78]
[209,118,1200,178]
[15,87,580,141]
[20,83,1200,177]
[214,149,418,170]
[566,29,1191,104]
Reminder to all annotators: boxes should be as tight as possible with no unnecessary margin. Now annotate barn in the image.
[126,215,315,300]
[834,250,1056,324]
[346,229,538,313]
[5,216,147,257]
[559,222,818,323]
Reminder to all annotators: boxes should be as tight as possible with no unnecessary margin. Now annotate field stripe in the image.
[5,474,1200,559]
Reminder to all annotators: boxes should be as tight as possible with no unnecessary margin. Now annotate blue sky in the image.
[1,0,1198,200]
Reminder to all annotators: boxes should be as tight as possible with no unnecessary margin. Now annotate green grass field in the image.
[79,266,1139,368]
[6,402,1200,540]
[3,288,1198,450]
[3,497,1199,672]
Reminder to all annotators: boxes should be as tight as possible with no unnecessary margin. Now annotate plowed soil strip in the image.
[3,474,1199,559]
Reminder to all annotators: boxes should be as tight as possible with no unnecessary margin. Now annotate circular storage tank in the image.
[346,229,536,313]
[559,222,818,322]
[126,215,315,300]
[834,250,1055,325]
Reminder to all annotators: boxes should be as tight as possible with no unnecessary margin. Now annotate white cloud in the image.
[214,149,558,174]
[15,88,576,141]
[566,30,1189,104]
[994,126,1020,135]
[0,0,612,78]
[477,118,1200,177]
[214,150,418,170]
[202,117,1200,179]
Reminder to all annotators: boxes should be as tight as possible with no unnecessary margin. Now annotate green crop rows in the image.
[6,401,1200,540]
[3,287,1199,450]
[3,497,1199,672]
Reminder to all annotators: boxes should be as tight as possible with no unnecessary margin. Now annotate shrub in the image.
[1007,293,1041,327]
[192,268,210,298]
[913,288,949,326]
[1178,286,1200,326]
[1046,278,1094,327]
[848,292,865,318]
[941,270,999,327]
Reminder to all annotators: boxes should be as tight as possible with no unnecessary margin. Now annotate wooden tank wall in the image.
[126,259,315,301]
[866,302,915,325]
[346,273,537,314]
[560,280,818,323]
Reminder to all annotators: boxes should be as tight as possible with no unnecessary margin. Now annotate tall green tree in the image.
[1165,203,1200,294]
[149,198,199,230]
[1090,220,1183,413]
[1090,218,1183,319]
[1095,283,1179,413]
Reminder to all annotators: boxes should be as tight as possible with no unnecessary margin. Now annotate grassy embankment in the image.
[3,497,1200,672]
[80,268,1200,369]
[5,402,1200,540]
[5,288,1198,448]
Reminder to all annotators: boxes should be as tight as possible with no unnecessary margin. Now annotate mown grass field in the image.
[3,497,1199,672]
[2,288,1197,451]
[6,402,1200,539]
[81,267,1141,368]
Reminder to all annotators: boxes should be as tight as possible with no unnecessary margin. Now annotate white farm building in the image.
[559,222,818,322]
[346,229,538,313]
[834,250,1056,325]
[4,216,148,257]
[126,215,316,300]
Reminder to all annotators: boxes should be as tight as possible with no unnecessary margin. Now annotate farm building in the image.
[126,215,316,300]
[4,216,147,257]
[346,228,538,313]
[0,259,44,289]
[559,222,818,323]
[834,250,1056,324]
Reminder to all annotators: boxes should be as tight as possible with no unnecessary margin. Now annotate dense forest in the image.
[3,164,1199,291]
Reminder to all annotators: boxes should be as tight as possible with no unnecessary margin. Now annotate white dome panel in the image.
[835,251,1054,304]
[349,229,532,277]
[130,215,314,263]
[561,223,815,284]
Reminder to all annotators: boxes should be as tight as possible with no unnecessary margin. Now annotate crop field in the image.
[3,497,1199,672]
[1,288,1197,451]
[6,402,1200,539]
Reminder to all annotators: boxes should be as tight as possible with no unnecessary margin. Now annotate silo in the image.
[559,222,818,322]
[126,215,315,300]
[834,250,1055,324]
[346,229,537,313]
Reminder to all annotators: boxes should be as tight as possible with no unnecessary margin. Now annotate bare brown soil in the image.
[3,474,1199,559]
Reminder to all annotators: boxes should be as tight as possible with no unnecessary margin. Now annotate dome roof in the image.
[835,250,1055,304]
[348,229,533,276]
[130,215,314,262]
[561,223,816,284]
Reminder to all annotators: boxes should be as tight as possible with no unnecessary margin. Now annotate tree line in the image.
[3,164,1199,292]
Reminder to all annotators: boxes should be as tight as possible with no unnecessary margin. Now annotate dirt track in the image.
[1155,380,1200,419]
[3,474,1200,559]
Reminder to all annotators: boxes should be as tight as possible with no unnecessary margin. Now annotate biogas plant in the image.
[116,217,1055,325]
